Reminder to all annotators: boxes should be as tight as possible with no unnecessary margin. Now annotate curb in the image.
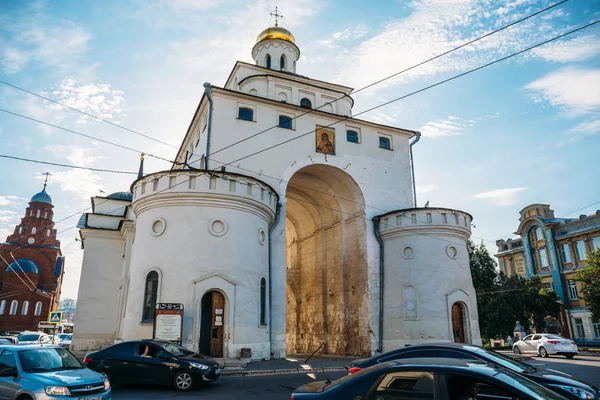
[221,366,347,378]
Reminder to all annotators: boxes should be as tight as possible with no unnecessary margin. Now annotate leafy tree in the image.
[575,248,600,320]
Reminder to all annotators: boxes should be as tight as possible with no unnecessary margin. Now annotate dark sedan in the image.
[83,339,221,391]
[293,358,567,400]
[348,342,599,400]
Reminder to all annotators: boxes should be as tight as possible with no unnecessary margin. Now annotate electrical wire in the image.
[0,154,138,175]
[212,20,600,170]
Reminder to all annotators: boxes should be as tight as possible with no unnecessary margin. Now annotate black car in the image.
[348,342,599,400]
[293,358,567,400]
[83,339,221,391]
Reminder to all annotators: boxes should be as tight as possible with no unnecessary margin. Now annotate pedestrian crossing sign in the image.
[49,311,62,324]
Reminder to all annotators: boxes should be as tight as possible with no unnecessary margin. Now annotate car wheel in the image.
[539,347,549,358]
[565,354,575,359]
[173,370,194,391]
[513,346,521,354]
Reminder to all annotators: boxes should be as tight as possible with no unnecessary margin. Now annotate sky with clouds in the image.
[1,0,599,300]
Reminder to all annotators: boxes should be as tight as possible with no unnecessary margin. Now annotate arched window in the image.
[265,54,271,69]
[347,130,359,143]
[47,230,51,237]
[32,227,37,234]
[0,300,6,315]
[44,211,47,218]
[36,210,40,218]
[142,271,159,322]
[9,300,18,315]
[34,301,42,316]
[279,115,292,129]
[300,98,312,109]
[21,301,29,316]
[280,54,286,70]
[260,278,267,326]
[238,107,254,121]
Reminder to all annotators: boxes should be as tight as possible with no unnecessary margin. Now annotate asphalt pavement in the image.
[110,354,600,399]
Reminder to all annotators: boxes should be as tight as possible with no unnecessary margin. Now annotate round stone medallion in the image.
[258,228,266,245]
[151,218,166,237]
[209,218,228,237]
[402,246,414,259]
[446,244,458,259]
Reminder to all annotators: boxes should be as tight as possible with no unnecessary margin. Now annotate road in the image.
[111,355,600,399]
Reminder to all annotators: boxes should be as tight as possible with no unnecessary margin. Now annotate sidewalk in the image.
[219,354,354,377]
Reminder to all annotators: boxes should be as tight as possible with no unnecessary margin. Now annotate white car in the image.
[16,331,53,345]
[57,333,72,348]
[513,333,578,358]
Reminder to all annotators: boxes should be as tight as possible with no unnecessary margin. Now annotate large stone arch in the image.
[284,164,370,356]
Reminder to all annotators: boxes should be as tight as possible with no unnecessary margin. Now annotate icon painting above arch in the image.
[315,126,335,156]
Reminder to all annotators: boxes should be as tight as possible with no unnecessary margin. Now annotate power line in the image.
[560,198,600,218]
[213,20,600,170]
[0,154,138,175]
[0,108,175,165]
[205,0,569,157]
[0,80,179,150]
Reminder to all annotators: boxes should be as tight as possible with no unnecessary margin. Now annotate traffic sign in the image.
[49,311,62,324]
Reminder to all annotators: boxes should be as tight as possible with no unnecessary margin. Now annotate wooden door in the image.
[452,303,465,343]
[199,291,224,357]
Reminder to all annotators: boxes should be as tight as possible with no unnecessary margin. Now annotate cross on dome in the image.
[270,7,283,27]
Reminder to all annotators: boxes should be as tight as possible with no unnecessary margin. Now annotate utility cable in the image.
[213,20,600,170]
[0,154,138,175]
[206,0,569,157]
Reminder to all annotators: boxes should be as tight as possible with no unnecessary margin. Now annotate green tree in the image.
[575,248,600,320]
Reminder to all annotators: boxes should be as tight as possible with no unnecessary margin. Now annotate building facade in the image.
[496,204,600,345]
[72,23,481,359]
[0,184,64,332]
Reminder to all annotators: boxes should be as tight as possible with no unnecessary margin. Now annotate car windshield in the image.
[18,347,84,373]
[17,334,41,341]
[159,342,195,357]
[468,346,533,373]
[59,334,72,340]
[495,368,566,399]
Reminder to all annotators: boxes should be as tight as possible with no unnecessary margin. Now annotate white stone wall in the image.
[71,230,124,352]
[121,171,277,359]
[252,39,299,73]
[378,208,482,350]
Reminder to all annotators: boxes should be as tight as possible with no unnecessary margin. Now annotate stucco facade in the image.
[72,23,481,359]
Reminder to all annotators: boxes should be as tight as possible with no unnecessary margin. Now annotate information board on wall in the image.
[153,303,184,344]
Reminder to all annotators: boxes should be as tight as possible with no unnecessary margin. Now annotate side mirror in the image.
[0,368,18,378]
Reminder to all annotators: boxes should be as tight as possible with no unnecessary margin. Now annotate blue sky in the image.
[1,0,599,299]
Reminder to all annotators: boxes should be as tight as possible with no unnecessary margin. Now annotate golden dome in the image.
[255,26,296,45]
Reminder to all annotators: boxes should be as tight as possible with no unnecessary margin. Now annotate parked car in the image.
[57,334,72,348]
[15,332,52,345]
[0,344,111,399]
[347,342,598,400]
[83,339,221,391]
[47,335,61,345]
[0,338,15,345]
[513,333,578,358]
[0,336,18,344]
[293,358,568,399]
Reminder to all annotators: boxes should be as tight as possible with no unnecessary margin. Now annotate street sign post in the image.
[48,311,62,344]
[153,303,184,345]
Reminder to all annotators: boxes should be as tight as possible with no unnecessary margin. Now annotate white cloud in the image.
[43,79,126,124]
[332,29,351,40]
[526,68,600,115]
[419,116,471,138]
[473,187,527,206]
[556,118,600,147]
[0,209,20,223]
[532,35,600,63]
[0,196,25,207]
[416,184,436,194]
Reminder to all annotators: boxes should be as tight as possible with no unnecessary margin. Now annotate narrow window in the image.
[169,176,176,188]
[442,213,448,224]
[34,301,42,316]
[0,300,5,315]
[538,248,549,268]
[153,179,159,191]
[576,240,587,260]
[142,271,159,322]
[46,229,51,237]
[36,210,40,218]
[265,54,271,69]
[535,227,543,241]
[426,213,432,223]
[561,244,572,263]
[32,227,37,234]
[9,300,18,315]
[280,54,286,70]
[44,211,47,218]
[575,318,585,338]
[379,136,391,150]
[238,107,254,121]
[592,236,600,251]
[300,98,312,109]
[141,182,146,194]
[188,176,196,189]
[260,278,267,326]
[568,280,579,300]
[347,130,359,143]
[411,214,417,224]
[279,115,292,129]
[21,301,29,316]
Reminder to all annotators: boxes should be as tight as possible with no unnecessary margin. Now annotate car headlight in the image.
[551,385,597,400]
[45,386,71,395]
[189,361,209,370]
[104,378,111,390]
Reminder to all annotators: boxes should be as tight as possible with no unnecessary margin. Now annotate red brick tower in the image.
[0,178,64,332]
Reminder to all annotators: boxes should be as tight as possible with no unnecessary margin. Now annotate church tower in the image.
[0,177,64,332]
[252,8,299,73]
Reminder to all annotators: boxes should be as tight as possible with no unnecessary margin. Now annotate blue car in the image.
[0,344,111,400]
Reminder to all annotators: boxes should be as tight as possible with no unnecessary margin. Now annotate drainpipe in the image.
[372,216,384,352]
[268,203,282,358]
[203,82,214,170]
[409,131,421,207]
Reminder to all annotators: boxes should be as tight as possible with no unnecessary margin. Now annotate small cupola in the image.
[252,8,300,73]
